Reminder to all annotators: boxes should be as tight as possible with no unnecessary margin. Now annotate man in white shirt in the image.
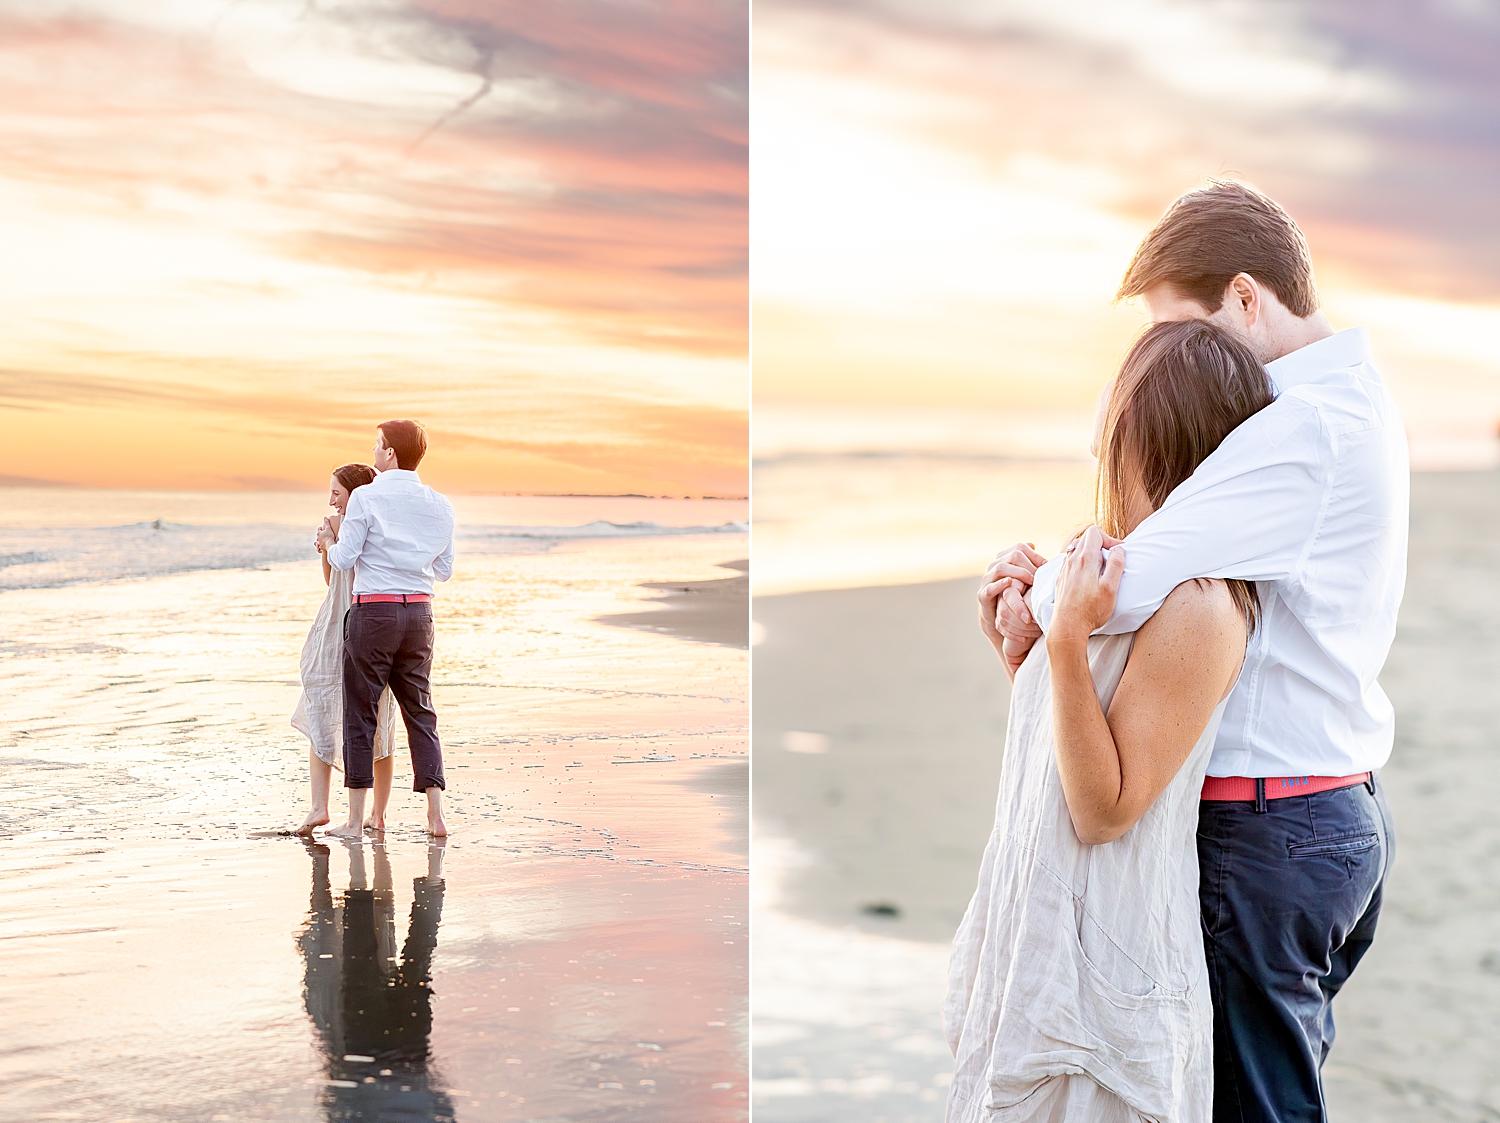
[319,419,456,839]
[982,182,1405,1122]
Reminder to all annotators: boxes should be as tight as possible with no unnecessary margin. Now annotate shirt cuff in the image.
[1031,555,1061,631]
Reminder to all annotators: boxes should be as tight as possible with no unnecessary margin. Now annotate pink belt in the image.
[352,593,431,604]
[1201,773,1370,802]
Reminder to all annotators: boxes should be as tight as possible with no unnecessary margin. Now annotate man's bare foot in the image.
[424,787,448,837]
[295,809,330,837]
[341,788,369,838]
[363,813,386,832]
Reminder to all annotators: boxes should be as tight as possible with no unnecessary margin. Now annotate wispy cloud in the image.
[0,0,746,491]
[761,0,1500,302]
[753,0,1500,461]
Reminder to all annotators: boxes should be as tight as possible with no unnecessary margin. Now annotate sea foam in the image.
[0,518,747,591]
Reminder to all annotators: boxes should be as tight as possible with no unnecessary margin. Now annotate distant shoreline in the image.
[0,480,747,500]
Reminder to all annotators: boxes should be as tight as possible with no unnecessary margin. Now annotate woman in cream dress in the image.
[947,321,1273,1122]
[293,463,398,836]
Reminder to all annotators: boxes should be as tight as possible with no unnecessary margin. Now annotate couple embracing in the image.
[947,183,1405,1122]
[290,419,456,840]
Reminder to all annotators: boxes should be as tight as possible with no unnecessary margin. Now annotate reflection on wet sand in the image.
[1,535,746,1121]
[299,839,455,1123]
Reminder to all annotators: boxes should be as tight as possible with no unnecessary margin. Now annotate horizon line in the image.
[0,477,747,500]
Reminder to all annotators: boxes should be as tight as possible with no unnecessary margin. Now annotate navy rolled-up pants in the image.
[1198,774,1394,1122]
[342,600,445,792]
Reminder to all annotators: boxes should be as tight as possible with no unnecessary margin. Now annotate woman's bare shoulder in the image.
[1110,579,1246,706]
[1158,578,1241,625]
[1134,579,1246,668]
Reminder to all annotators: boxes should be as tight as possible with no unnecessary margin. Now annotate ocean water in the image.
[752,406,1097,595]
[0,489,746,591]
[0,492,748,1123]
[752,401,1497,596]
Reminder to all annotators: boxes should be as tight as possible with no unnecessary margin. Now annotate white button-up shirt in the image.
[1031,327,1409,778]
[326,469,456,596]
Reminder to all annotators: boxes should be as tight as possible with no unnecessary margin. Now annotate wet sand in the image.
[599,560,749,649]
[752,471,1500,1122]
[1,535,748,1122]
[751,578,1005,1122]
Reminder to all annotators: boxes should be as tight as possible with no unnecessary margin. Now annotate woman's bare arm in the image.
[1047,529,1244,844]
[317,513,341,587]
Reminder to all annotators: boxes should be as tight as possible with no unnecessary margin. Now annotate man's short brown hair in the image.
[379,419,428,471]
[1117,180,1319,317]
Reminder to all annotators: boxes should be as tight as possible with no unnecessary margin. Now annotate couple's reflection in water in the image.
[298,838,456,1123]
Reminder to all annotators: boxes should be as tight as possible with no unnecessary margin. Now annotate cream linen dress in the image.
[945,632,1226,1123]
[291,564,396,768]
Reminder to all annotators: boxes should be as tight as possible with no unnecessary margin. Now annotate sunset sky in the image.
[755,0,1500,469]
[0,1,747,496]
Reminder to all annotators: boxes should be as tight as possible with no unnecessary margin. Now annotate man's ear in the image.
[1228,273,1260,324]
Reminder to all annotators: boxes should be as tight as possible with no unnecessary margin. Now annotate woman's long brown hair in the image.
[1096,319,1274,630]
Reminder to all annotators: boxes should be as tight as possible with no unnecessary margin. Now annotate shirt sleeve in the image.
[433,534,454,582]
[326,490,370,572]
[431,497,455,582]
[1032,393,1333,635]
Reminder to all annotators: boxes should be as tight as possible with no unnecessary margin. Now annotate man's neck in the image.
[1267,310,1336,362]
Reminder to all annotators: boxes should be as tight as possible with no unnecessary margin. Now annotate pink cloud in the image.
[0,3,747,353]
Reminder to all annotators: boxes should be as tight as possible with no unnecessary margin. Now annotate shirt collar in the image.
[1266,326,1371,393]
[374,468,420,485]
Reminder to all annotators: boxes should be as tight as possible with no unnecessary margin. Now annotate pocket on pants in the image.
[350,605,397,628]
[1287,832,1379,859]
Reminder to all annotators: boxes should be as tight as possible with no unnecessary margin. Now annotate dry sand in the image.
[752,470,1500,1122]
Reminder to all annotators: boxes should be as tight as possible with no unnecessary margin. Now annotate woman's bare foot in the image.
[324,818,364,840]
[372,752,393,832]
[304,750,334,837]
[295,808,330,837]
